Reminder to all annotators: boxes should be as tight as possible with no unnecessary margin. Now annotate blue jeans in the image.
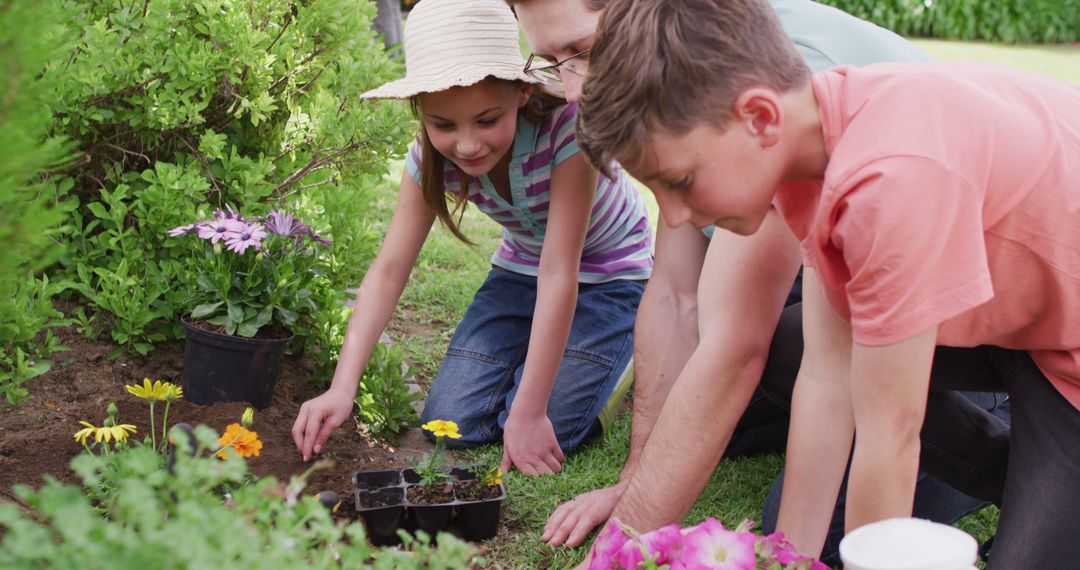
[420,267,645,453]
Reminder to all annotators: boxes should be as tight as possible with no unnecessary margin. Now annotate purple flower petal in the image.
[213,204,244,223]
[168,223,199,237]
[224,222,267,254]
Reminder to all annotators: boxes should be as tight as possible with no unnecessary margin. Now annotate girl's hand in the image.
[291,387,355,461]
[500,409,565,476]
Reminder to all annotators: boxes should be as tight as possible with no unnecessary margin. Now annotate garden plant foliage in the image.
[356,341,423,443]
[55,0,412,376]
[0,0,78,403]
[0,426,477,569]
[820,0,1080,44]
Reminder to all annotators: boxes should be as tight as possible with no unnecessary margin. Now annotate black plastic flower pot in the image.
[353,468,402,491]
[403,476,455,540]
[355,487,406,546]
[451,468,506,541]
[181,318,293,409]
[409,501,454,539]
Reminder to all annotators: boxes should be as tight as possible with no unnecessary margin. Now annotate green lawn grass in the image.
[914,39,1080,84]
[379,39,1080,570]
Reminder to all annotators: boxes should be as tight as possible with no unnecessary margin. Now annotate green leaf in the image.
[227,302,244,323]
[236,320,258,338]
[86,202,109,220]
[191,302,223,319]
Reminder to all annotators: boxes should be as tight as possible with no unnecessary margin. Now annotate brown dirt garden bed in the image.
[0,321,428,516]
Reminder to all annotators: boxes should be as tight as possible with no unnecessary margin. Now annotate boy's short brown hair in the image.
[578,0,810,171]
[505,0,608,10]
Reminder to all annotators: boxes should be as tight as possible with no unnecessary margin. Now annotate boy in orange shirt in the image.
[577,0,1080,567]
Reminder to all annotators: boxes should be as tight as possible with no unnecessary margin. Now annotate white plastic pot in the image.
[839,517,978,570]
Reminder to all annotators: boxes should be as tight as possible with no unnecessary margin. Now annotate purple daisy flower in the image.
[264,210,331,246]
[264,210,304,237]
[168,223,201,237]
[213,204,245,223]
[224,222,268,254]
[198,218,246,243]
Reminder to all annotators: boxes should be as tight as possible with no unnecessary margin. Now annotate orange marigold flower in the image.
[216,423,263,459]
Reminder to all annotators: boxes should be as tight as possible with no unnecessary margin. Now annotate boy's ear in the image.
[733,88,782,148]
[517,83,534,107]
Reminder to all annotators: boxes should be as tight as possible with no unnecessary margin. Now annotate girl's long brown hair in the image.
[410,80,565,244]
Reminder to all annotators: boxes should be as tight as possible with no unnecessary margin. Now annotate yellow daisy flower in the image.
[74,421,97,446]
[420,419,462,439]
[106,423,138,443]
[164,383,183,402]
[125,378,176,401]
[74,421,137,445]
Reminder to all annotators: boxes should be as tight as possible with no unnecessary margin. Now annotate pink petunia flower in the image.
[759,531,829,570]
[589,520,631,570]
[677,518,757,570]
[618,523,684,569]
[224,222,268,254]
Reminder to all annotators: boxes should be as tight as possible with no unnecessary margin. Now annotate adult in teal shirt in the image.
[510,0,998,566]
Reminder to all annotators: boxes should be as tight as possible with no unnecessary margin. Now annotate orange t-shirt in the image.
[774,62,1080,409]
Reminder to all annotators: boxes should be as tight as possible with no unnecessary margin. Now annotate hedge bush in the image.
[0,0,78,403]
[49,0,412,378]
[819,0,1080,44]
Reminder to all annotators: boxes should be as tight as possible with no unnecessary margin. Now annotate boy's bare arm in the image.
[846,327,936,532]
[607,209,801,533]
[776,267,855,557]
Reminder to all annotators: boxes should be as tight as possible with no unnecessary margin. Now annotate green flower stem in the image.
[212,433,243,457]
[160,400,172,453]
[148,400,157,451]
[427,435,444,474]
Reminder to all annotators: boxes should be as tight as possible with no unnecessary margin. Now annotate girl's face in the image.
[418,79,532,177]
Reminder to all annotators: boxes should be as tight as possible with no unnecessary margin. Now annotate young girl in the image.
[291,0,652,476]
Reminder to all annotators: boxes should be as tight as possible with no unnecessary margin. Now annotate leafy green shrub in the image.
[0,0,77,403]
[54,0,412,370]
[820,0,1080,43]
[0,427,478,569]
[356,342,423,443]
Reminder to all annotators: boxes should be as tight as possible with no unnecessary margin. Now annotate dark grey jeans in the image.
[757,303,1080,569]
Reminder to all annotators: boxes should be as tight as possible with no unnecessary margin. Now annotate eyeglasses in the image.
[523,50,590,95]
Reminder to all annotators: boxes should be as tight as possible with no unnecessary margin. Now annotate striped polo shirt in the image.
[406,102,653,284]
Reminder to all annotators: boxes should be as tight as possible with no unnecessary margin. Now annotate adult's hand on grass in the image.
[542,483,625,547]
[500,410,564,476]
[292,388,354,461]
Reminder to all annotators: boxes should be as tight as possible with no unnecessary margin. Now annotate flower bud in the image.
[107,402,119,419]
[241,406,255,428]
[213,241,222,255]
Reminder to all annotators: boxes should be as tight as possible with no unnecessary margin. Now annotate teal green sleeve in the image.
[770,0,931,72]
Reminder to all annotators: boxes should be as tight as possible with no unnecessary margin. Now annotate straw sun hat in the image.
[361,0,537,100]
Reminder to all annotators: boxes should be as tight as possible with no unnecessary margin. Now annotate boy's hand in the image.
[291,388,354,461]
[500,410,564,476]
[543,483,625,547]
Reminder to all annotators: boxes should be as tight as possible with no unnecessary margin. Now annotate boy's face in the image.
[515,0,601,102]
[629,123,783,236]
